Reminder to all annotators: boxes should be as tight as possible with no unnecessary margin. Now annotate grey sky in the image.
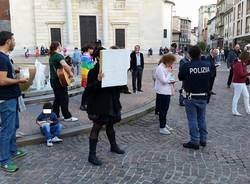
[172,0,217,27]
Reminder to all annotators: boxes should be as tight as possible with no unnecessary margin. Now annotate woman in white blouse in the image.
[154,54,176,135]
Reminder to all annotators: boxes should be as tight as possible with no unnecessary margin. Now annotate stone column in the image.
[102,0,109,48]
[65,0,74,48]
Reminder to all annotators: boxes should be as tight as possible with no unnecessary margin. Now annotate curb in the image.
[17,100,155,147]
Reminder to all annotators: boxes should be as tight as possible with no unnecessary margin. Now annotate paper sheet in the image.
[101,49,130,88]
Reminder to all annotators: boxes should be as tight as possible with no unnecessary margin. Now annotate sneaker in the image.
[47,139,53,147]
[232,112,242,116]
[165,124,173,131]
[12,150,27,160]
[1,163,19,173]
[183,142,199,150]
[160,128,171,135]
[138,90,144,93]
[51,136,63,143]
[64,117,78,122]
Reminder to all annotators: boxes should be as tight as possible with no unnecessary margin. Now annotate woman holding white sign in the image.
[86,47,125,166]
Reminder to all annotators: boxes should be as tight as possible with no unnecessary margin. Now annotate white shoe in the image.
[232,112,242,116]
[47,139,53,147]
[160,128,171,135]
[64,117,78,122]
[165,124,173,131]
[58,116,64,121]
[51,136,63,143]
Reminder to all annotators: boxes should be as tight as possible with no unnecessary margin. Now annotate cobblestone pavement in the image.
[1,65,250,184]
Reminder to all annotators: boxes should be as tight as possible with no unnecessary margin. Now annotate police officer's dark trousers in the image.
[184,98,208,145]
[157,94,171,128]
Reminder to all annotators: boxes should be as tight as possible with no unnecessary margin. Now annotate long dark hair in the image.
[49,41,61,55]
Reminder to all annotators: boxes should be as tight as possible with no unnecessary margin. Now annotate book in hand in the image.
[37,120,53,126]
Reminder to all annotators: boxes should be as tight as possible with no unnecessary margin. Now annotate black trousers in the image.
[51,83,72,119]
[157,94,171,128]
[81,90,87,107]
[227,68,233,87]
[132,67,143,91]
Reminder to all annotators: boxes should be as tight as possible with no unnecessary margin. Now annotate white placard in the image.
[101,49,130,88]
[19,68,30,79]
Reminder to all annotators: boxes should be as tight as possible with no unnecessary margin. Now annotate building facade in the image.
[207,16,217,48]
[190,27,198,46]
[0,0,11,32]
[172,16,191,49]
[232,0,250,47]
[7,0,174,54]
[198,4,217,42]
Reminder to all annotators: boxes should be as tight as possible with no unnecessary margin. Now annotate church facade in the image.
[9,0,174,53]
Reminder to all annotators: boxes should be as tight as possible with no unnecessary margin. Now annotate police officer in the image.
[178,46,211,150]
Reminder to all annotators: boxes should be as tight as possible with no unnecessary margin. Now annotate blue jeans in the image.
[0,99,19,165]
[184,98,208,145]
[40,123,63,140]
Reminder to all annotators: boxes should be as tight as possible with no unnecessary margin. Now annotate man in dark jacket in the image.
[129,45,144,93]
[227,44,241,88]
[207,49,218,95]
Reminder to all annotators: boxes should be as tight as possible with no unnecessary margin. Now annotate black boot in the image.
[88,138,102,166]
[106,131,125,154]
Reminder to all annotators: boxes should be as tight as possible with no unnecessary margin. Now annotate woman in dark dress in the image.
[86,49,125,166]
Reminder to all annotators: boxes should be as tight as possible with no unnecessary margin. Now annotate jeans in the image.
[0,99,19,165]
[51,82,72,119]
[73,63,80,76]
[232,83,250,113]
[132,67,143,91]
[40,123,63,140]
[157,94,171,128]
[184,98,207,145]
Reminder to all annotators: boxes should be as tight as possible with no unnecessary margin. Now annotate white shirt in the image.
[154,63,174,95]
[136,53,141,66]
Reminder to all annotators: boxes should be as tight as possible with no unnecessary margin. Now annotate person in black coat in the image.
[129,45,144,93]
[207,49,218,95]
[86,49,125,166]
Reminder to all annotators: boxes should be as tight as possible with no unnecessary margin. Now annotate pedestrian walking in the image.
[154,54,176,135]
[178,46,211,150]
[231,51,250,116]
[86,48,125,166]
[72,47,81,76]
[227,44,241,88]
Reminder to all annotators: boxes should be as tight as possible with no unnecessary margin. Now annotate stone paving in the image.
[1,63,250,184]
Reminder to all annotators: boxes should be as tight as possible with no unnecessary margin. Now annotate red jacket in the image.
[232,61,250,83]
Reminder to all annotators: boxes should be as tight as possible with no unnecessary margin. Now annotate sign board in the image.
[100,49,130,88]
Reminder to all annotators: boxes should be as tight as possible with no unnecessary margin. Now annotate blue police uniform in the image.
[178,58,211,146]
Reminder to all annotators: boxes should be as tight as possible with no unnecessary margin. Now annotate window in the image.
[247,0,250,15]
[238,4,241,19]
[237,20,242,35]
[50,28,61,43]
[114,0,126,9]
[163,29,167,38]
[246,17,250,33]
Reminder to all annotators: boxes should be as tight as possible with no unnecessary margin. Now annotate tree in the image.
[197,41,207,53]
